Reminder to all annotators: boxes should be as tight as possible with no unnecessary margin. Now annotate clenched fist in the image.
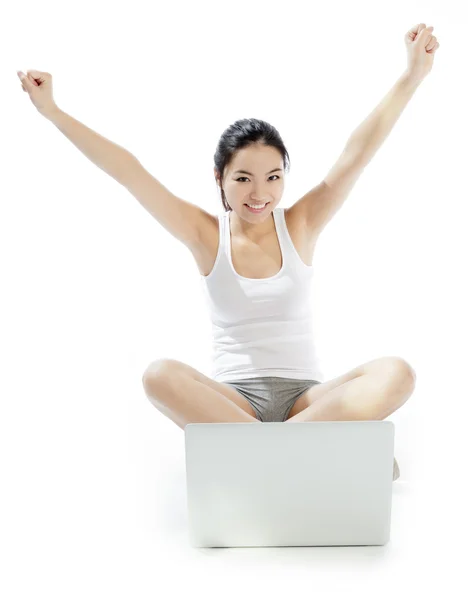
[17,70,58,118]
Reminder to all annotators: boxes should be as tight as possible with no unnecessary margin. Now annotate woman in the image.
[17,23,439,481]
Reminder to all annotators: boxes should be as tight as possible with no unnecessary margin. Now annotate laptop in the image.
[184,421,395,547]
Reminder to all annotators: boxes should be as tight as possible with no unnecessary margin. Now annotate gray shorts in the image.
[223,376,322,422]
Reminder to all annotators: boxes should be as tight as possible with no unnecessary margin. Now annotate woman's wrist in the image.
[41,105,62,121]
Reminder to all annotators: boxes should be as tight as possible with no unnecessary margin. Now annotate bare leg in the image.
[143,364,259,430]
[286,371,416,423]
[285,369,415,482]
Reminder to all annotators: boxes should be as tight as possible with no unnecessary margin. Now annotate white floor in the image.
[148,440,465,597]
[4,378,466,599]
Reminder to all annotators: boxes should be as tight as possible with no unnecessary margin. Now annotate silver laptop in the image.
[184,421,395,547]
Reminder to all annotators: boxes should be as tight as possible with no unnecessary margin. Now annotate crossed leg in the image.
[285,355,417,423]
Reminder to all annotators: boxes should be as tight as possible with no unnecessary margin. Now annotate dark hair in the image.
[213,118,291,212]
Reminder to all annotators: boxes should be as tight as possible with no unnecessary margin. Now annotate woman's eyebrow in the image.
[233,168,283,175]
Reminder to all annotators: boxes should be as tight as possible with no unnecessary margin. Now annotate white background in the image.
[3,0,467,597]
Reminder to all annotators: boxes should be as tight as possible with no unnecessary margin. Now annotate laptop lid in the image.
[184,421,395,548]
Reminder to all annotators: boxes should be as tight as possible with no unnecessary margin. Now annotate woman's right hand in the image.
[17,70,58,117]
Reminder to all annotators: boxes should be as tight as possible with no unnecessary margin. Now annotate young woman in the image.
[17,23,439,482]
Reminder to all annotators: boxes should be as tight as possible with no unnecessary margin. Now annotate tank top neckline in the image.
[226,207,286,282]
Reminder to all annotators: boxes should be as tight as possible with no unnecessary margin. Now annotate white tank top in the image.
[199,207,324,383]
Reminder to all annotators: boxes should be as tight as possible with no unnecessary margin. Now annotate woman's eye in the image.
[236,175,280,182]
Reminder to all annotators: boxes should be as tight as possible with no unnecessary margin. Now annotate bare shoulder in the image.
[191,208,219,248]
[284,203,305,234]
[284,201,317,241]
[285,181,329,240]
[186,208,220,276]
[283,192,326,267]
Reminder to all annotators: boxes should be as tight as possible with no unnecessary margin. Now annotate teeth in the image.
[247,203,266,209]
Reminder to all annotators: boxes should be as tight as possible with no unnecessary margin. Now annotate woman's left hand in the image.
[404,23,440,84]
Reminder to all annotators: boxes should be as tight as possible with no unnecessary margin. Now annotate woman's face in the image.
[216,144,285,220]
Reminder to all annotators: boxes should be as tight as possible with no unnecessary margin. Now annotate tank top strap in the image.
[220,210,228,257]
[275,207,314,271]
[274,207,294,253]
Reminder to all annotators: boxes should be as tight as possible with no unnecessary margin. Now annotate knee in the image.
[381,356,417,389]
[142,358,181,391]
